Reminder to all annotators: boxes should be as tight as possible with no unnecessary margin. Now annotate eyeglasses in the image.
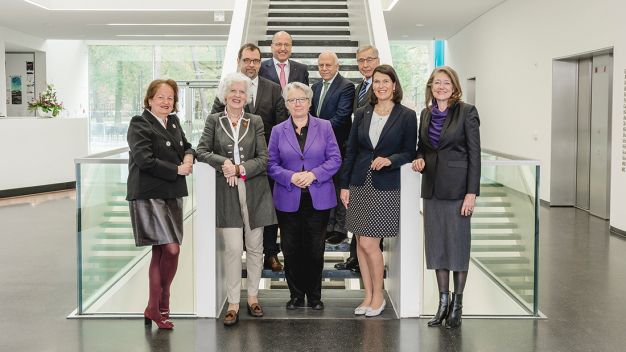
[242,58,261,65]
[286,98,309,105]
[272,43,292,48]
[357,57,379,64]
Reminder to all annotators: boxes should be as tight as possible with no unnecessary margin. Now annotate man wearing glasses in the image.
[333,45,381,272]
[211,43,288,272]
[259,31,310,88]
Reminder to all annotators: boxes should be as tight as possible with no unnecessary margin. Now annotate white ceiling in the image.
[0,0,505,45]
[0,0,233,44]
[383,0,506,41]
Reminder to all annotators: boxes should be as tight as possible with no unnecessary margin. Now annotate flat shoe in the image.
[355,306,370,315]
[247,303,263,317]
[224,310,238,326]
[365,299,386,317]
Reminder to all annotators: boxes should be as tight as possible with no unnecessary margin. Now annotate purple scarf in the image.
[428,101,448,148]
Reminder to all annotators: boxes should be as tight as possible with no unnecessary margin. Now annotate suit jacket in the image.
[267,115,342,212]
[310,73,355,148]
[416,101,481,200]
[210,76,287,145]
[258,58,309,86]
[126,110,195,201]
[353,79,373,114]
[196,112,278,229]
[341,103,417,190]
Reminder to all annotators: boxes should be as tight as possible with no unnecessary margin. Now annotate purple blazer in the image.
[267,115,342,212]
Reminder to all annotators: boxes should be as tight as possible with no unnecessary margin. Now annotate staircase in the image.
[260,0,363,85]
[471,182,535,304]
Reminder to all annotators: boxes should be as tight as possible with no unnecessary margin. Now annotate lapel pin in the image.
[243,121,248,127]
[166,141,171,147]
[173,125,176,129]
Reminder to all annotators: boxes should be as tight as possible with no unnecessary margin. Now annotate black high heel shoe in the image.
[427,292,450,327]
[445,293,463,329]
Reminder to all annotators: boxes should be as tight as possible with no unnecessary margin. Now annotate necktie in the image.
[317,81,330,117]
[358,81,369,104]
[278,63,287,89]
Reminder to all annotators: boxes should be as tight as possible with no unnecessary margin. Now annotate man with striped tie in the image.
[333,45,381,271]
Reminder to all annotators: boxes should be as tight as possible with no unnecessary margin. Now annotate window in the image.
[390,45,429,112]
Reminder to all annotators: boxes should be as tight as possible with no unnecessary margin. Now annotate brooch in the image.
[243,121,248,127]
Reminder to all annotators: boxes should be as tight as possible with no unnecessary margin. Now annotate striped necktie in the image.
[317,81,330,117]
[358,81,369,104]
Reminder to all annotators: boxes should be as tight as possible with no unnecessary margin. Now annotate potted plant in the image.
[27,84,64,117]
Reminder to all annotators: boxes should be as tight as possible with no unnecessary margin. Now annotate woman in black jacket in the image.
[413,66,481,329]
[126,79,195,329]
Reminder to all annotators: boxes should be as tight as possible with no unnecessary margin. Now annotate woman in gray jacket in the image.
[196,72,277,326]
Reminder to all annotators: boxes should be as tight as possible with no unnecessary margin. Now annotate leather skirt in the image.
[128,198,184,247]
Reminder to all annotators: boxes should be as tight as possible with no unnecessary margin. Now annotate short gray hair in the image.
[356,45,379,59]
[283,82,313,106]
[318,51,339,65]
[217,72,253,105]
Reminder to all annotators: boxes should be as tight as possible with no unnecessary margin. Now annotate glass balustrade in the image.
[422,149,541,317]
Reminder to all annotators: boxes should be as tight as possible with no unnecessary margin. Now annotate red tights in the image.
[146,243,180,319]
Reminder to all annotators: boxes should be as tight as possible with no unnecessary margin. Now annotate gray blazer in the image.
[196,111,277,229]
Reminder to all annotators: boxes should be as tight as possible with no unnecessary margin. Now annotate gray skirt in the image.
[423,195,471,271]
[346,169,400,238]
[129,198,184,247]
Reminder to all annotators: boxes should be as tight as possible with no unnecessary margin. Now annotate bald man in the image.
[310,51,355,246]
[258,31,309,88]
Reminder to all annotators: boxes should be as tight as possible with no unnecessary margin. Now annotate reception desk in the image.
[0,117,88,196]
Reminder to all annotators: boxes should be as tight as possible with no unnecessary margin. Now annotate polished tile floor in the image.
[1,190,626,351]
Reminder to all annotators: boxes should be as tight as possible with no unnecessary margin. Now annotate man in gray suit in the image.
[334,45,381,272]
[211,43,287,272]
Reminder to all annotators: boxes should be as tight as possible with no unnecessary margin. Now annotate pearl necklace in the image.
[375,104,393,116]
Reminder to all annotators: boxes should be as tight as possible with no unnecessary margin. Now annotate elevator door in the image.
[575,59,592,209]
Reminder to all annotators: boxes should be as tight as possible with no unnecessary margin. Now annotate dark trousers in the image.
[276,192,331,301]
[327,149,347,235]
[263,176,280,259]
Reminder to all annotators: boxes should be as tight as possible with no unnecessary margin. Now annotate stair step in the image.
[87,256,137,264]
[475,257,530,265]
[266,30,351,36]
[268,21,350,26]
[108,201,128,206]
[506,281,534,290]
[261,52,356,59]
[306,64,358,71]
[480,192,507,197]
[244,263,386,279]
[111,191,126,196]
[92,244,143,251]
[519,294,534,302]
[311,77,362,85]
[258,39,358,47]
[480,183,503,188]
[471,223,518,229]
[471,233,522,241]
[471,212,514,218]
[268,13,348,19]
[101,222,132,228]
[491,269,534,277]
[96,232,134,239]
[475,201,511,207]
[324,242,350,252]
[471,245,525,252]
[269,4,348,9]
[83,267,123,276]
[104,211,130,217]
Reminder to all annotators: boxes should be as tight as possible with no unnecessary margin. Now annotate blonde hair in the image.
[425,66,462,109]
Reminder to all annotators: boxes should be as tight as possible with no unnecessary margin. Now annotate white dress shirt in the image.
[369,111,389,148]
[148,109,168,128]
[251,75,259,107]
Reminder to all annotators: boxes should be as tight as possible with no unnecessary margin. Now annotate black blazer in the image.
[341,103,417,190]
[210,76,287,145]
[126,110,195,201]
[310,73,355,148]
[416,101,481,200]
[258,58,309,86]
[353,79,373,113]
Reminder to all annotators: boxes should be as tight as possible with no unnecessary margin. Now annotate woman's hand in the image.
[461,193,476,217]
[227,175,239,187]
[222,159,237,177]
[371,157,391,171]
[183,154,194,165]
[178,164,193,176]
[340,189,350,209]
[291,171,314,188]
[412,158,425,172]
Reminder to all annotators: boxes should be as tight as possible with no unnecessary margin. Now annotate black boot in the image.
[445,293,463,329]
[427,292,450,327]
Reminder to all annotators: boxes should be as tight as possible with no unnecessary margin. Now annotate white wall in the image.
[45,40,89,118]
[0,39,5,117]
[445,0,626,231]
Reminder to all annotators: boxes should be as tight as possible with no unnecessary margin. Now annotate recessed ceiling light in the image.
[416,24,424,27]
[101,23,229,26]
[24,1,232,11]
[116,35,229,37]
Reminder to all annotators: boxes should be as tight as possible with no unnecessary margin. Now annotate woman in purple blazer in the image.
[267,82,342,310]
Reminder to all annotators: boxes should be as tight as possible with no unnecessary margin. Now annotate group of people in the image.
[126,30,481,330]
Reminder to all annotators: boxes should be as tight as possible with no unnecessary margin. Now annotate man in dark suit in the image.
[335,45,381,272]
[258,31,309,88]
[310,51,355,247]
[211,43,288,272]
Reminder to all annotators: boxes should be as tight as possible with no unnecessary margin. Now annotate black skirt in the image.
[129,198,184,246]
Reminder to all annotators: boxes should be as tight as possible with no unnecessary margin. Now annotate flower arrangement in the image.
[27,84,64,117]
